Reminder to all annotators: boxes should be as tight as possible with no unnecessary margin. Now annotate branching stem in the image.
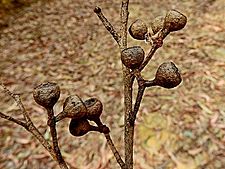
[0,83,68,169]
[104,133,127,169]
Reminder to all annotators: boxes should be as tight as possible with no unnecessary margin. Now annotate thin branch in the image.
[139,44,158,71]
[26,121,57,161]
[47,109,68,169]
[130,72,156,125]
[130,85,145,125]
[96,118,126,169]
[144,80,156,87]
[0,111,26,127]
[0,83,31,123]
[128,70,145,125]
[104,133,127,169]
[94,6,121,45]
[120,0,129,49]
[0,111,57,161]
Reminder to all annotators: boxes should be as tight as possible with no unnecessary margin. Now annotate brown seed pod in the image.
[164,10,187,32]
[129,19,148,40]
[121,46,145,69]
[84,98,103,122]
[154,62,182,88]
[55,95,87,122]
[69,118,91,137]
[33,82,60,109]
[151,15,164,34]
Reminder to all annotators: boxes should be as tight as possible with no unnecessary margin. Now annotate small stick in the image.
[47,108,68,169]
[139,44,158,71]
[105,133,127,169]
[0,111,26,127]
[130,85,145,125]
[94,6,121,45]
[95,119,126,169]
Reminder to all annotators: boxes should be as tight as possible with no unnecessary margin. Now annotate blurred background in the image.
[0,0,224,168]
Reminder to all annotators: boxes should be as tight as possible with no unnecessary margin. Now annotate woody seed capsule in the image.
[69,118,91,137]
[154,62,182,88]
[84,98,103,122]
[121,46,145,69]
[55,95,87,122]
[164,10,187,32]
[151,15,164,34]
[33,82,60,109]
[129,19,148,40]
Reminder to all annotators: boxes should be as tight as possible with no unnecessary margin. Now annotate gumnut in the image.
[84,98,103,123]
[69,118,110,136]
[121,46,145,69]
[55,95,87,122]
[151,15,164,34]
[154,61,182,88]
[33,82,60,109]
[163,10,187,32]
[129,19,148,40]
[69,118,91,137]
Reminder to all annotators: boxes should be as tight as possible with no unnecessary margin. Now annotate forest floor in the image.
[0,0,225,169]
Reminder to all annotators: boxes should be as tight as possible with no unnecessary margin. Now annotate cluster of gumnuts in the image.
[122,10,187,88]
[32,10,186,137]
[33,82,109,137]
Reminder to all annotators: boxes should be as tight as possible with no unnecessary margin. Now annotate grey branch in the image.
[94,6,121,45]
[104,133,127,169]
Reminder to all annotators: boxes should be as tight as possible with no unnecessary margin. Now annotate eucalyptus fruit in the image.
[153,62,182,88]
[55,95,87,122]
[151,15,164,34]
[163,10,187,32]
[121,46,145,69]
[129,19,148,40]
[69,118,110,137]
[33,82,60,109]
[69,118,91,137]
[84,98,103,125]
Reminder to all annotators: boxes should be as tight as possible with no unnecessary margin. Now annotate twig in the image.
[144,80,156,87]
[0,83,31,123]
[0,111,26,127]
[129,71,146,125]
[47,109,68,169]
[97,118,126,169]
[94,6,121,45]
[139,44,158,71]
[104,133,127,169]
[131,71,156,125]
[120,0,129,50]
[130,86,145,125]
